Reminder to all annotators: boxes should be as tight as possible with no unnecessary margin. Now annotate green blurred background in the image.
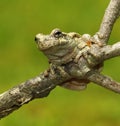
[0,0,120,126]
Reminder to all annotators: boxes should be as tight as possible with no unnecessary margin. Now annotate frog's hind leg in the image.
[59,79,89,91]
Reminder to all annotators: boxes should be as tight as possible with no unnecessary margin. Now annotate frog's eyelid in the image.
[52,30,65,38]
[51,28,61,35]
[54,31,62,38]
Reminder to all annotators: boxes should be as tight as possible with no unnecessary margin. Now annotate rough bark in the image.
[0,65,71,119]
[93,0,120,44]
[88,71,120,93]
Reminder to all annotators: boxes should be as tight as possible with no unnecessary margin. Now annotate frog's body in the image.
[35,29,102,91]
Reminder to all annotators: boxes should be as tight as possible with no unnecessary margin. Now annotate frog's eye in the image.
[51,29,63,38]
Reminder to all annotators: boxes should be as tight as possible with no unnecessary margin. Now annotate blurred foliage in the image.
[0,0,120,126]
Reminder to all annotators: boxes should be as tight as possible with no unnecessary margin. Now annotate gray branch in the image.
[101,42,120,60]
[93,0,120,44]
[0,65,71,119]
[88,71,120,93]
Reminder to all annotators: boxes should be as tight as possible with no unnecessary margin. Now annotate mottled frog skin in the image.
[35,29,101,91]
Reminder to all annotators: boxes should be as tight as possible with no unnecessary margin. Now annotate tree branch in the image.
[93,0,120,44]
[1,0,120,120]
[101,42,120,60]
[0,65,71,119]
[88,71,120,93]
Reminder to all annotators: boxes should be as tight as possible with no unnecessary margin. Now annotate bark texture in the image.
[0,65,71,119]
[93,0,120,44]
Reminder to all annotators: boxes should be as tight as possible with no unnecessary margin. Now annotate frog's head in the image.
[35,29,80,65]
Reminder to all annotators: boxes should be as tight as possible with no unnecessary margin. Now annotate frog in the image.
[35,29,102,91]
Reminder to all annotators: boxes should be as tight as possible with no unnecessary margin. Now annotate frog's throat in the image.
[43,39,88,65]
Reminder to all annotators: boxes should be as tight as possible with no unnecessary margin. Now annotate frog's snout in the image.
[35,34,41,43]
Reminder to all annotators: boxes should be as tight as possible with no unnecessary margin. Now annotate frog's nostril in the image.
[35,34,41,42]
[35,36,38,41]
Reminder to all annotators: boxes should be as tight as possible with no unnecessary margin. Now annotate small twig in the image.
[88,71,120,93]
[101,42,120,60]
[93,0,120,44]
